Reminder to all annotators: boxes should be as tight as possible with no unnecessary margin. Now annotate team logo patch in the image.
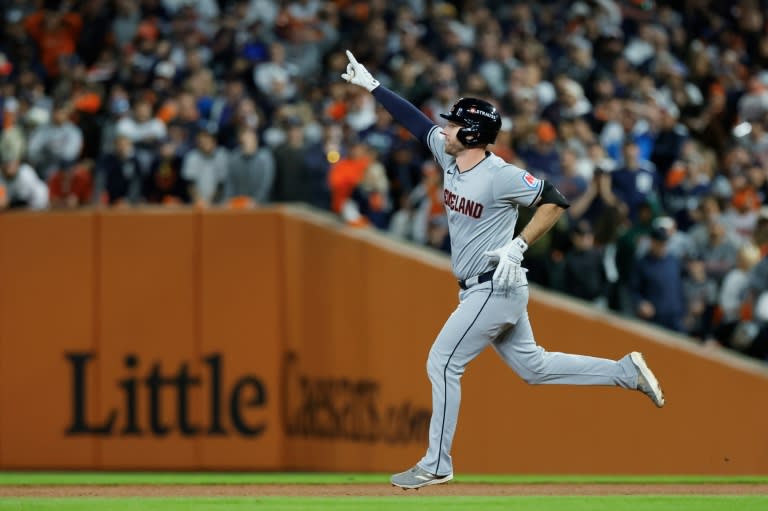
[522,172,539,188]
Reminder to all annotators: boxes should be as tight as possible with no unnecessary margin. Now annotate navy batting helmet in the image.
[440,97,501,147]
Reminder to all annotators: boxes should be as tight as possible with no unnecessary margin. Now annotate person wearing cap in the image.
[562,220,608,304]
[630,225,686,332]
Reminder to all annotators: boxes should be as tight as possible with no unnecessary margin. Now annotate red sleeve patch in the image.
[522,172,539,188]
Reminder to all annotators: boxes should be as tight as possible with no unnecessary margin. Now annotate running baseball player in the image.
[341,51,665,490]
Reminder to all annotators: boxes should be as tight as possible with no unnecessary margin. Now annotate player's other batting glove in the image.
[341,50,380,92]
[483,237,528,291]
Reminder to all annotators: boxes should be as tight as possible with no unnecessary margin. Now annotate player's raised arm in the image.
[341,50,434,145]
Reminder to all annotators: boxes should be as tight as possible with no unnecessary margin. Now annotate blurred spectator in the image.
[737,76,768,124]
[384,140,422,215]
[713,243,762,347]
[631,225,685,332]
[97,135,144,206]
[562,220,607,305]
[23,1,83,83]
[182,129,229,206]
[143,140,188,205]
[253,42,298,105]
[359,105,399,163]
[217,97,262,150]
[344,89,377,133]
[609,140,660,222]
[722,177,762,240]
[26,101,83,179]
[516,120,560,179]
[541,76,592,127]
[683,256,718,340]
[348,154,391,229]
[271,117,312,204]
[699,218,740,284]
[636,216,696,262]
[613,200,655,313]
[112,0,141,50]
[7,0,768,359]
[551,148,589,204]
[390,160,445,245]
[47,159,93,208]
[328,139,373,224]
[662,142,713,230]
[210,78,247,139]
[568,143,618,221]
[224,128,275,206]
[650,102,688,180]
[0,138,48,210]
[296,119,339,208]
[116,98,168,171]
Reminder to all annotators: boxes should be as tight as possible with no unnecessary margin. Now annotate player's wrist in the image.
[511,236,528,253]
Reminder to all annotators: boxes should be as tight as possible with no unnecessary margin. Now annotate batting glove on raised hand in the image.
[341,50,380,92]
[483,237,528,291]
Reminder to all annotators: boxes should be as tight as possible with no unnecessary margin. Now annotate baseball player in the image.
[341,51,665,490]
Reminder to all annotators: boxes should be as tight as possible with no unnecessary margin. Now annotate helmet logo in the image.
[467,106,497,119]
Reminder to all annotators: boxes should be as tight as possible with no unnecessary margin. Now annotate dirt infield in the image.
[2,484,768,497]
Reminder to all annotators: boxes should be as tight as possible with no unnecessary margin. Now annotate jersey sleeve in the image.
[426,126,456,171]
[492,164,544,207]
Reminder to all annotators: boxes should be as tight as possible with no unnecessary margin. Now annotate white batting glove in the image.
[483,237,528,290]
[341,50,380,92]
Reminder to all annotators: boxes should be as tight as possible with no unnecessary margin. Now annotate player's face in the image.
[442,122,465,156]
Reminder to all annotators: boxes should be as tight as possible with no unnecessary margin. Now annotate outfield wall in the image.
[1,207,767,474]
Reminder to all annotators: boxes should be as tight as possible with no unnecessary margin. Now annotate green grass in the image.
[1,472,767,485]
[1,473,766,511]
[0,496,767,511]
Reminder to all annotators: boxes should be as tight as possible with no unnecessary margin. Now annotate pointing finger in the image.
[346,50,358,65]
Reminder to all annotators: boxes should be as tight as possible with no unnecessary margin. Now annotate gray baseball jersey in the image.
[426,126,542,280]
[416,125,641,478]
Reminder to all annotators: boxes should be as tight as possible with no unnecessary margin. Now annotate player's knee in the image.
[426,351,462,381]
[519,370,545,385]
[515,351,549,384]
[426,351,442,376]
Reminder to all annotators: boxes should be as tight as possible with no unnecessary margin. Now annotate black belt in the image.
[458,270,495,290]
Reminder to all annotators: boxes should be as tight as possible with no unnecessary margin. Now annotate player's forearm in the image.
[518,203,565,246]
[372,86,434,142]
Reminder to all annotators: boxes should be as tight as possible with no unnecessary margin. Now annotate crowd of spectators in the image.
[2,0,768,361]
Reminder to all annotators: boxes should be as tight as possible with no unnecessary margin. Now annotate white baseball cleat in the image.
[630,352,665,408]
[391,465,454,489]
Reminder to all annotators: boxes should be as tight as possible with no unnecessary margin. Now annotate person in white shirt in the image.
[0,153,48,210]
[26,101,83,179]
[116,98,167,172]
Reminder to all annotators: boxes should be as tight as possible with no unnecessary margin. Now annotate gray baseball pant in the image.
[418,281,639,476]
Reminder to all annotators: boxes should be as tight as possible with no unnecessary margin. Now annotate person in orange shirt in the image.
[327,140,372,215]
[23,2,83,80]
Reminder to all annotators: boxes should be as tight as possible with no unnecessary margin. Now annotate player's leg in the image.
[393,283,517,487]
[492,288,637,388]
